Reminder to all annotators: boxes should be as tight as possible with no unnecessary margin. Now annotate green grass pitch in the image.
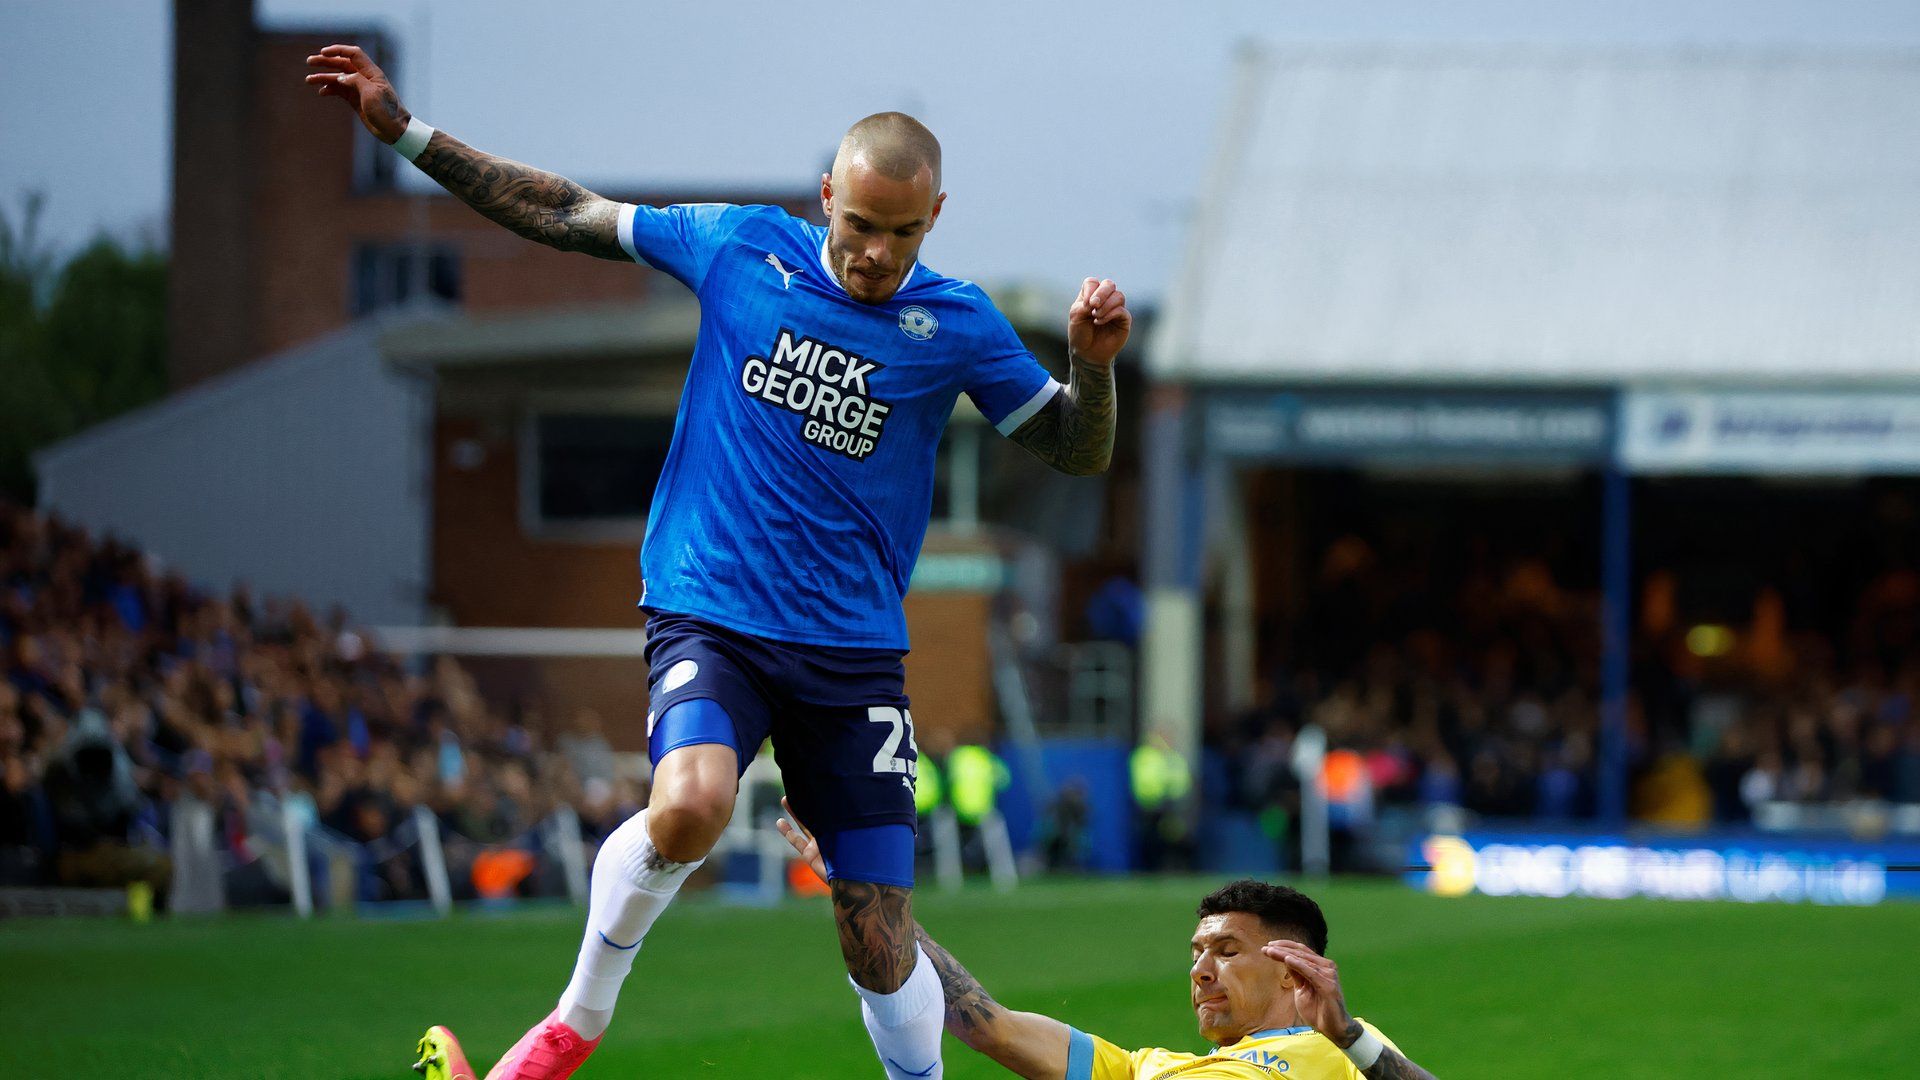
[3,876,1915,1078]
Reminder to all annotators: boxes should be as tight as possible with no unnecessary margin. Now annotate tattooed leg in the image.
[831,879,918,992]
[836,879,946,1077]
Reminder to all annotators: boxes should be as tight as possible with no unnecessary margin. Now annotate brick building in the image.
[167,0,813,388]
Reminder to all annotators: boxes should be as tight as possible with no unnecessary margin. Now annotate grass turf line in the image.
[1,876,1915,1078]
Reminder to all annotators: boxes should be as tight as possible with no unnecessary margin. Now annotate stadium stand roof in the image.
[1150,45,1920,386]
[33,314,432,625]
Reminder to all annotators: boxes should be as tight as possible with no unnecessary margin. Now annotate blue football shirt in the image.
[616,202,1060,650]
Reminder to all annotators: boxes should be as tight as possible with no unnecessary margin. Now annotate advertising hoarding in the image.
[1208,392,1613,464]
[1408,831,1920,906]
[1622,391,1920,475]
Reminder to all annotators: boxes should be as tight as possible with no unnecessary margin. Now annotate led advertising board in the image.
[1408,831,1920,907]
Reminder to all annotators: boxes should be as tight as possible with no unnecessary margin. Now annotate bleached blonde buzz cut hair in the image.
[835,112,943,190]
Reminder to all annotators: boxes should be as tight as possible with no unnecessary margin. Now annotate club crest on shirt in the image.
[897,305,938,341]
[739,328,894,461]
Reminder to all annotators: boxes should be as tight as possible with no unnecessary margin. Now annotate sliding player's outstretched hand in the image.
[304,44,410,144]
[1262,940,1354,1043]
[1067,277,1132,366]
[776,797,829,883]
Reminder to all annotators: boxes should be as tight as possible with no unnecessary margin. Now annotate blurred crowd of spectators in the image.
[1213,534,1920,832]
[14,490,1920,904]
[0,503,644,905]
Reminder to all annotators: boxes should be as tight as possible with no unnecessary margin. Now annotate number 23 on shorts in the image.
[868,706,918,779]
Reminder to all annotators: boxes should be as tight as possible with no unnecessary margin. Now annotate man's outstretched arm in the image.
[914,925,1077,1080]
[409,131,624,259]
[1006,277,1127,477]
[305,45,626,261]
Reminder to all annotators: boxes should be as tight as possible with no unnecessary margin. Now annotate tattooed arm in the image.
[1006,352,1117,476]
[410,132,624,259]
[1330,1019,1441,1080]
[1006,277,1128,477]
[304,44,625,260]
[915,926,1076,1080]
[1362,1049,1439,1080]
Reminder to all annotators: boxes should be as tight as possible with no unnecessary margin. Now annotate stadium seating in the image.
[0,502,633,907]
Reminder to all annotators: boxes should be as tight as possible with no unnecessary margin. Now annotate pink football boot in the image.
[484,1011,602,1080]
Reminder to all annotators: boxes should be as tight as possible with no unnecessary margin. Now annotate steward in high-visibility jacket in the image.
[1131,732,1194,871]
[915,753,945,816]
[1130,737,1192,812]
[948,744,1011,827]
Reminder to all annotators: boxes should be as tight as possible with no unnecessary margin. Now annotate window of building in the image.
[525,413,678,535]
[351,243,462,315]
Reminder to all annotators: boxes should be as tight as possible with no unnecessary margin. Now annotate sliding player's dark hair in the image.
[1196,879,1329,956]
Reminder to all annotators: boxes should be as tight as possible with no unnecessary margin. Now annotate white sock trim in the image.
[852,944,941,1028]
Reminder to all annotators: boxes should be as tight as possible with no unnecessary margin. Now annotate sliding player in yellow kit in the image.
[781,804,1440,1080]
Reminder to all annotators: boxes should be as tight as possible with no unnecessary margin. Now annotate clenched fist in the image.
[1068,277,1131,367]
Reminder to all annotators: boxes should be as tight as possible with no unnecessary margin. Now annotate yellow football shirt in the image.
[1070,1022,1401,1080]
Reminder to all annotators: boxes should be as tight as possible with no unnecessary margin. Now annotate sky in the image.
[5,0,1920,300]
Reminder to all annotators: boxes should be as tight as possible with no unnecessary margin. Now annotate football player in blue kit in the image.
[307,44,1129,1080]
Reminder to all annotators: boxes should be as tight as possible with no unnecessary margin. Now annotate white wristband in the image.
[391,117,435,162]
[1341,1026,1385,1070]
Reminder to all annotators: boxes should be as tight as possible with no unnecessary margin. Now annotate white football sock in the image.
[852,944,944,1080]
[556,810,702,1039]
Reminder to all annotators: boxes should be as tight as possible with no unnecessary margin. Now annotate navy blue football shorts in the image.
[641,609,919,888]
